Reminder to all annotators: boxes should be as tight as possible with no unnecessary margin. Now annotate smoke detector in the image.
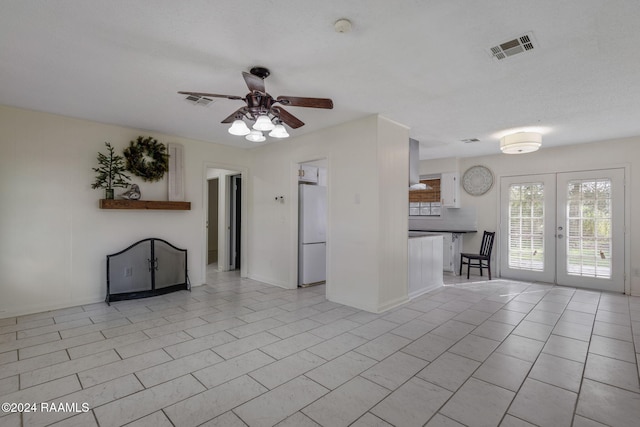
[489,32,536,60]
[334,19,352,33]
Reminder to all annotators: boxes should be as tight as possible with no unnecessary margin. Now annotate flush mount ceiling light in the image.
[500,132,542,154]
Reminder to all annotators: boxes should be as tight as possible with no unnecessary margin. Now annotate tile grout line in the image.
[400,284,543,425]
[567,291,599,427]
[490,286,576,426]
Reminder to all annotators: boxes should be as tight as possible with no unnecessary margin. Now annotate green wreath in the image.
[123,136,169,182]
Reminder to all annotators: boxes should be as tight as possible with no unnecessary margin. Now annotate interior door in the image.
[500,169,625,292]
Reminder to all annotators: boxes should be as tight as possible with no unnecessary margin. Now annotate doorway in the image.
[499,168,625,292]
[204,167,245,279]
[297,159,328,288]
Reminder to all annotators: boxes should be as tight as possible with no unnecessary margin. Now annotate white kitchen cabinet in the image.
[317,167,327,186]
[298,165,318,183]
[441,172,460,208]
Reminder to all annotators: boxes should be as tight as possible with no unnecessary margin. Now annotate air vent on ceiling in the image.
[489,32,536,60]
[461,138,480,143]
[184,95,215,106]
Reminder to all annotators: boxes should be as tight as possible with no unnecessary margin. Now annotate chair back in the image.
[480,231,495,257]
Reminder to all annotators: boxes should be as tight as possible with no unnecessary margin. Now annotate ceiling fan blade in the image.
[272,106,305,129]
[221,107,249,123]
[276,96,333,109]
[242,72,266,93]
[178,91,243,100]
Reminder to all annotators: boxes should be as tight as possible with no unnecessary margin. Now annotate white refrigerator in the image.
[299,184,327,286]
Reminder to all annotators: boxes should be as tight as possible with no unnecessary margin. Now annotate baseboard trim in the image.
[408,283,443,300]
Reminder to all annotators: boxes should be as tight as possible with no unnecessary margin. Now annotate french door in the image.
[500,169,624,292]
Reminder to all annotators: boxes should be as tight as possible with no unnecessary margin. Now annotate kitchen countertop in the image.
[408,233,444,239]
[409,229,477,234]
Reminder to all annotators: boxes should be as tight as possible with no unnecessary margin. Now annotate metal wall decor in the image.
[462,165,494,196]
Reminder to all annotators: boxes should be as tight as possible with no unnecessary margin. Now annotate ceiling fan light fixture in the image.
[269,124,289,138]
[245,130,266,142]
[228,119,251,136]
[253,115,275,131]
[180,68,333,140]
[500,132,542,154]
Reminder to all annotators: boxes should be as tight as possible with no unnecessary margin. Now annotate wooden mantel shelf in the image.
[99,199,191,210]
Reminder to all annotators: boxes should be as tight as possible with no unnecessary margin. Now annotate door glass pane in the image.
[565,178,612,278]
[508,182,545,271]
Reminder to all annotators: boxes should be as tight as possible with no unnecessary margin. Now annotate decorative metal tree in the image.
[92,142,131,199]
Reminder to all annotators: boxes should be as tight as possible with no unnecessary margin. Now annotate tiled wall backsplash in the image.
[409,206,477,231]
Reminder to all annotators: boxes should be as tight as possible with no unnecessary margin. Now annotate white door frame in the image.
[497,165,630,294]
[202,162,249,283]
[206,177,219,265]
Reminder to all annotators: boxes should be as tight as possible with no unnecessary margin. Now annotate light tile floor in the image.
[2,270,640,426]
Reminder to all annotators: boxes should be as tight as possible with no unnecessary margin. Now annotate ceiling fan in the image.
[178,67,333,141]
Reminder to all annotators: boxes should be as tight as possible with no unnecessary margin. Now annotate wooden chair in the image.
[459,231,495,280]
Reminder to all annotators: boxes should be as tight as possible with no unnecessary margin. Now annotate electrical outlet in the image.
[124,267,133,277]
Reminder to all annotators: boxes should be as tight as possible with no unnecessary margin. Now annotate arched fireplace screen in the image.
[106,238,188,304]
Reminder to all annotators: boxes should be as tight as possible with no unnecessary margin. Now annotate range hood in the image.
[409,138,430,190]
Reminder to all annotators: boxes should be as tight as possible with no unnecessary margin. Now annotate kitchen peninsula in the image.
[408,234,444,298]
[409,205,477,274]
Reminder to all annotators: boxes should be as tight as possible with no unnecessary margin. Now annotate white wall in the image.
[376,117,410,310]
[0,106,411,317]
[420,137,638,295]
[0,106,248,317]
[248,115,410,312]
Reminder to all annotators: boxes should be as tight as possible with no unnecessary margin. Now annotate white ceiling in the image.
[2,1,640,159]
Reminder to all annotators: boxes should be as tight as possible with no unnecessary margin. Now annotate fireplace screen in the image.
[106,238,188,304]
